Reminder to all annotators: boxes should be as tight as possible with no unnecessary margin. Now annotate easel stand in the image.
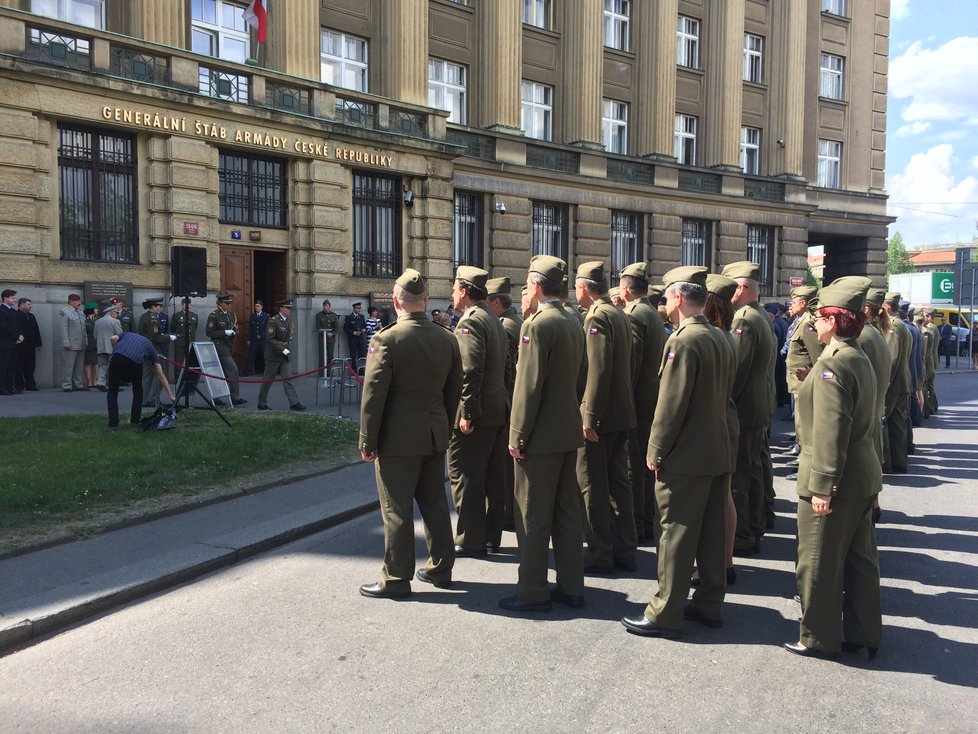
[173,339,232,428]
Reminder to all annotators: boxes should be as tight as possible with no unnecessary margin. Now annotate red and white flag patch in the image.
[821,370,835,380]
[589,327,599,335]
[521,335,531,343]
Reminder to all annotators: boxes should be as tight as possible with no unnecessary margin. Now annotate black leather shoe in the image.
[621,616,682,639]
[232,398,247,406]
[96,385,107,392]
[613,556,638,572]
[783,641,838,660]
[416,568,453,589]
[257,404,271,411]
[454,544,487,558]
[359,582,411,599]
[498,595,552,613]
[841,641,879,660]
[583,561,615,575]
[290,403,307,411]
[551,589,585,609]
[486,542,500,553]
[683,605,723,628]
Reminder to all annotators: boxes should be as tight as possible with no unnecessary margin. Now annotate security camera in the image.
[777,139,785,147]
[495,202,506,214]
[403,191,414,207]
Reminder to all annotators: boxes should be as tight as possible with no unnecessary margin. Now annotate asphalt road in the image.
[1,374,977,733]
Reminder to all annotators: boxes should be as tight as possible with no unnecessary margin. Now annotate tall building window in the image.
[821,0,847,16]
[674,114,697,165]
[681,218,711,268]
[321,29,368,92]
[531,202,568,261]
[741,127,761,175]
[610,211,641,280]
[602,99,628,155]
[743,34,763,83]
[523,0,553,30]
[521,81,553,142]
[428,58,467,125]
[57,125,137,263]
[676,16,700,68]
[191,0,249,64]
[32,0,104,28]
[353,172,402,278]
[817,139,842,188]
[219,151,287,228]
[604,0,630,51]
[747,225,775,296]
[819,53,845,100]
[453,192,483,269]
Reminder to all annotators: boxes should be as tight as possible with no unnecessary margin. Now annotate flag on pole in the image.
[243,0,267,44]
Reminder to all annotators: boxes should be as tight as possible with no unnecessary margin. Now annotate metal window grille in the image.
[446,129,496,160]
[744,179,785,202]
[610,211,641,280]
[199,65,249,103]
[525,145,579,173]
[453,192,484,269]
[389,110,427,136]
[531,202,568,261]
[335,98,376,129]
[110,45,169,84]
[57,125,137,263]
[681,218,711,269]
[218,151,287,228]
[677,170,721,194]
[265,82,311,115]
[26,27,91,70]
[747,225,775,296]
[353,172,402,278]
[607,159,654,184]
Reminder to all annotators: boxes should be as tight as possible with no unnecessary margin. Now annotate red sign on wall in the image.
[789,276,804,287]
[183,222,199,236]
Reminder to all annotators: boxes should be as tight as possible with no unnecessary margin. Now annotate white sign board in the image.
[190,341,231,402]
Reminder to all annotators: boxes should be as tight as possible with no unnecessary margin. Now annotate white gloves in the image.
[282,348,290,356]
[224,329,235,337]
[169,334,177,342]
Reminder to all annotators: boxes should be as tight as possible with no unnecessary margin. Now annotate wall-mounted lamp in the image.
[494,202,507,214]
[403,190,415,207]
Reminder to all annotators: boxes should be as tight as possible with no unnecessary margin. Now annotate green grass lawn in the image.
[1,411,360,551]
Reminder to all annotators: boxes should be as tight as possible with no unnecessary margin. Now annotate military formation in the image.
[358,255,939,662]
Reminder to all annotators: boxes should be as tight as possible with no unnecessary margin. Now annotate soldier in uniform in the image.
[358,268,462,598]
[622,266,734,638]
[722,261,777,555]
[242,300,269,377]
[314,298,340,375]
[880,292,911,473]
[619,261,666,542]
[921,308,940,416]
[502,255,587,612]
[448,266,508,557]
[138,298,174,408]
[59,293,88,392]
[110,297,136,333]
[171,297,199,377]
[576,261,638,573]
[344,302,367,368]
[485,276,523,540]
[257,300,306,412]
[206,293,247,406]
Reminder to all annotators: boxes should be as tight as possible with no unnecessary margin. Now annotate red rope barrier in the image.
[162,355,358,385]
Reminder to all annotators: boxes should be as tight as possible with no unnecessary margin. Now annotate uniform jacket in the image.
[344,310,366,337]
[509,301,586,455]
[170,310,199,343]
[623,296,665,420]
[923,322,940,377]
[359,312,462,457]
[795,338,881,499]
[94,314,123,355]
[315,310,339,335]
[454,300,508,427]
[248,311,270,343]
[730,301,777,428]
[581,295,636,434]
[905,321,923,390]
[138,311,170,348]
[884,317,912,396]
[0,304,21,349]
[647,313,734,476]
[58,306,87,350]
[498,306,523,398]
[117,308,136,333]
[206,307,238,346]
[16,308,41,348]
[856,324,891,465]
[720,328,741,474]
[264,313,294,362]
[786,311,824,394]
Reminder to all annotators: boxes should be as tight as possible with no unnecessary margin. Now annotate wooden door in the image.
[220,245,253,365]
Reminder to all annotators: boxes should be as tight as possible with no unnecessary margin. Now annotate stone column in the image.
[634,0,678,158]
[380,0,428,106]
[704,0,744,170]
[770,0,806,179]
[266,0,318,79]
[131,0,185,48]
[478,0,522,133]
[562,0,603,147]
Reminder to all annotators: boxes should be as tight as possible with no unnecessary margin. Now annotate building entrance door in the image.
[220,245,288,366]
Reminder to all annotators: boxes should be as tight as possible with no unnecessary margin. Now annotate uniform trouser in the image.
[579,430,637,567]
[761,434,775,526]
[485,421,514,545]
[243,340,264,375]
[141,361,161,407]
[449,423,504,549]
[317,336,335,376]
[514,450,584,602]
[14,346,37,390]
[883,390,910,472]
[95,353,111,388]
[61,348,85,390]
[106,354,144,427]
[732,426,767,550]
[214,343,240,400]
[628,417,655,540]
[374,451,455,591]
[796,494,882,653]
[645,471,727,629]
[924,372,938,415]
[0,347,14,392]
[258,357,299,407]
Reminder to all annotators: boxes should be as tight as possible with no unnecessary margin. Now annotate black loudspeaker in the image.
[171,246,208,297]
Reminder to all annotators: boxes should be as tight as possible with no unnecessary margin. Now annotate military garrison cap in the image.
[814,281,867,313]
[576,261,607,285]
[790,285,819,300]
[395,268,426,295]
[620,262,649,282]
[456,265,489,290]
[662,265,708,288]
[529,255,567,284]
[146,298,163,307]
[722,261,762,281]
[865,288,886,307]
[884,291,902,309]
[706,274,738,301]
[277,299,293,308]
[913,311,924,323]
[648,284,665,302]
[486,276,511,297]
[923,307,937,316]
[217,293,233,303]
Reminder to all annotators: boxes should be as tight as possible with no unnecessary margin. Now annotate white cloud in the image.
[891,0,910,21]
[893,121,931,139]
[889,37,978,122]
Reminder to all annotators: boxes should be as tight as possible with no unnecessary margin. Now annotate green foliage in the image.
[887,231,915,276]
[805,265,822,288]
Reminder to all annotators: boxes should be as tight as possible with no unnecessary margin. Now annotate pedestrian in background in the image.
[59,293,87,392]
[365,306,383,344]
[0,288,23,395]
[94,304,123,392]
[105,331,176,432]
[14,296,41,393]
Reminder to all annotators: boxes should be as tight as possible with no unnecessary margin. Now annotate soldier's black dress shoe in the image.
[683,605,723,628]
[359,583,411,599]
[486,542,500,553]
[583,561,615,575]
[551,589,585,609]
[231,397,247,406]
[841,641,879,660]
[416,568,453,589]
[613,556,638,572]
[290,403,307,411]
[257,404,271,411]
[621,616,682,639]
[498,595,552,613]
[782,641,838,660]
[454,544,487,558]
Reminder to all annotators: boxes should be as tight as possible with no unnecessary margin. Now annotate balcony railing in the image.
[526,145,579,174]
[677,170,722,194]
[199,65,249,103]
[265,81,310,116]
[744,178,786,202]
[390,109,426,136]
[446,129,496,160]
[25,26,90,70]
[335,98,377,129]
[607,159,654,185]
[111,45,169,84]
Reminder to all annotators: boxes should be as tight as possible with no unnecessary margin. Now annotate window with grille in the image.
[747,225,775,296]
[429,58,467,125]
[610,211,641,281]
[817,139,842,188]
[602,99,628,155]
[523,0,553,30]
[453,192,483,269]
[674,114,697,165]
[218,151,287,228]
[741,127,761,175]
[677,16,700,68]
[57,125,137,263]
[353,172,402,278]
[191,0,249,64]
[819,53,845,100]
[521,81,553,141]
[604,0,630,51]
[531,202,568,261]
[321,29,368,92]
[743,34,763,83]
[681,218,711,268]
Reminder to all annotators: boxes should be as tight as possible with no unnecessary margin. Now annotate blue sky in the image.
[886,0,978,248]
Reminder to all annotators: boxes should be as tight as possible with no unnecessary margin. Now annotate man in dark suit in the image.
[14,296,42,392]
[358,269,463,598]
[0,289,24,395]
[344,302,367,368]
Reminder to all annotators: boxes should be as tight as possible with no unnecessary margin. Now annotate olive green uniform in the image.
[206,306,242,402]
[579,294,638,570]
[795,338,882,653]
[882,318,912,472]
[487,306,523,542]
[117,307,136,333]
[138,310,170,406]
[258,312,301,408]
[922,321,940,415]
[643,314,735,628]
[786,312,824,394]
[171,309,199,371]
[448,301,509,551]
[856,324,892,466]
[315,309,340,373]
[360,312,463,592]
[510,301,587,602]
